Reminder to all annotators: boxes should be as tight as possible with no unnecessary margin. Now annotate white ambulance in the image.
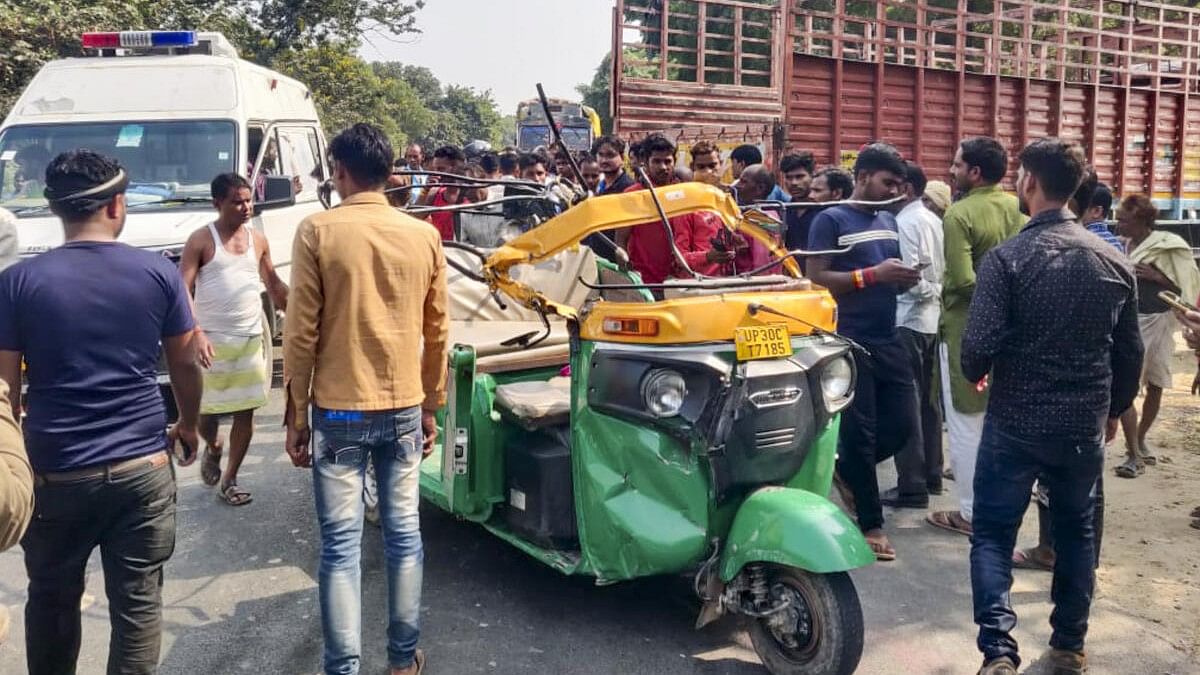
[0,30,329,341]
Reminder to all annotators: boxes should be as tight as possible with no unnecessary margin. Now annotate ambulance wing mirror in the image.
[254,175,297,215]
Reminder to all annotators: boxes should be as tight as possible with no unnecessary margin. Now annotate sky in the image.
[359,0,615,115]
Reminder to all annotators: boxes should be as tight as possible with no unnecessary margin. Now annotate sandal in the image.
[926,510,973,536]
[1114,457,1144,479]
[200,441,223,487]
[867,538,896,562]
[217,482,253,507]
[1012,547,1054,572]
[1139,442,1159,466]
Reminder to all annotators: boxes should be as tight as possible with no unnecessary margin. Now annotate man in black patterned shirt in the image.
[961,138,1143,675]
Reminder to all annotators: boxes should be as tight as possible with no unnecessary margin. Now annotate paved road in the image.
[0,388,1194,674]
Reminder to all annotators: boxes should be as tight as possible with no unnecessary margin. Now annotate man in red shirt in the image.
[620,134,730,282]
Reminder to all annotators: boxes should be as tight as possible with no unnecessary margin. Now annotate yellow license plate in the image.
[734,323,794,362]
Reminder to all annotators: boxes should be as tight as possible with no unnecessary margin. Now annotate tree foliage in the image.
[576,53,612,135]
[0,0,504,151]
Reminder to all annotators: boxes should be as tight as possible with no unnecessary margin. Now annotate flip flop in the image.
[218,482,253,507]
[1012,547,1054,572]
[926,510,973,536]
[200,442,223,487]
[1114,457,1144,479]
[867,539,896,562]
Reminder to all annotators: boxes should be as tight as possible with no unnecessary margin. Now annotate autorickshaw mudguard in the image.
[718,486,875,582]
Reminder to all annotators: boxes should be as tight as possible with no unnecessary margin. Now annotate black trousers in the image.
[23,457,176,675]
[897,327,944,492]
[838,337,923,532]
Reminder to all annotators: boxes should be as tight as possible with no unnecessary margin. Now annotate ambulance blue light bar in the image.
[81,31,197,50]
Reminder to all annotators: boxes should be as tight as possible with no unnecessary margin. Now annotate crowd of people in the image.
[385,131,1200,673]
[0,120,1199,675]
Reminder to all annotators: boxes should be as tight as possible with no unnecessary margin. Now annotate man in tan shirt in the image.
[0,380,33,644]
[283,123,448,675]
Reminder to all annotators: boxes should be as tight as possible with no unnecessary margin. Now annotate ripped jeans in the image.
[312,406,424,675]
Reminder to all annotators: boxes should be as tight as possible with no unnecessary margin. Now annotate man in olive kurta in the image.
[928,137,1026,537]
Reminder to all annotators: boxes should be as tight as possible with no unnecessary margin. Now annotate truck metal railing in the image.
[789,1,1200,94]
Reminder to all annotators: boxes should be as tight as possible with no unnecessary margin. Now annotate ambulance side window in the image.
[278,127,322,202]
[247,126,266,176]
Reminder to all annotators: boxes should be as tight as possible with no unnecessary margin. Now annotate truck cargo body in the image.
[613,0,1200,239]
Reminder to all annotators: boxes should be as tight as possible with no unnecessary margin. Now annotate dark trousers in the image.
[1035,478,1105,568]
[897,327,944,492]
[838,338,923,532]
[23,458,177,675]
[970,422,1103,667]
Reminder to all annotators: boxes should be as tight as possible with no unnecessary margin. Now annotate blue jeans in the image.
[313,406,424,675]
[970,421,1104,667]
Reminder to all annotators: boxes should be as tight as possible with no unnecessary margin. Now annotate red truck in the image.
[612,0,1200,251]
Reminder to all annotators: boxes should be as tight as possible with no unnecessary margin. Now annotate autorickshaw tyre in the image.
[747,567,863,675]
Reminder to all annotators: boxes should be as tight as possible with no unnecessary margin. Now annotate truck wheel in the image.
[747,567,863,675]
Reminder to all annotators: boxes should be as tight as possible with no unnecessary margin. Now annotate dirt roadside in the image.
[1096,335,1200,656]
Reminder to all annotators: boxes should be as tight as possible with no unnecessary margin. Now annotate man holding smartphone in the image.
[1174,304,1200,531]
[806,143,922,561]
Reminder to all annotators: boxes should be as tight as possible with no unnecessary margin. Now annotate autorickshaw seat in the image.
[493,377,572,430]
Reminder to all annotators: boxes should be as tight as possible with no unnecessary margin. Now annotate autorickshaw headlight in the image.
[820,356,854,413]
[641,369,687,418]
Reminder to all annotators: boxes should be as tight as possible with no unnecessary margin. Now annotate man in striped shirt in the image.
[806,143,923,562]
[1081,182,1123,252]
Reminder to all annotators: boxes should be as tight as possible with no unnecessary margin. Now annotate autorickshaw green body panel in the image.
[786,415,839,497]
[718,486,876,581]
[570,339,712,580]
[418,346,563,521]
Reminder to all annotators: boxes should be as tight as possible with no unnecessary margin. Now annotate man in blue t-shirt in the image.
[0,150,202,674]
[807,143,923,562]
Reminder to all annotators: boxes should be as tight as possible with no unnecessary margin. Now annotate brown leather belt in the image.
[35,450,170,486]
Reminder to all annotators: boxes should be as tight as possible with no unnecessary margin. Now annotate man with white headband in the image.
[0,149,202,674]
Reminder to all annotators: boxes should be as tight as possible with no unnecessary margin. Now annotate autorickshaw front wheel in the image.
[747,566,864,675]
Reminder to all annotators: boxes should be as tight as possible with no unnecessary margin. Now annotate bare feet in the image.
[1012,545,1054,571]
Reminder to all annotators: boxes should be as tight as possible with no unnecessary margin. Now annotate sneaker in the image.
[978,656,1018,675]
[1047,648,1088,674]
[880,487,930,509]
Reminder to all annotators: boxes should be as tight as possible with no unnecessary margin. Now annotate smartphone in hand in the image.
[1159,290,1199,313]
